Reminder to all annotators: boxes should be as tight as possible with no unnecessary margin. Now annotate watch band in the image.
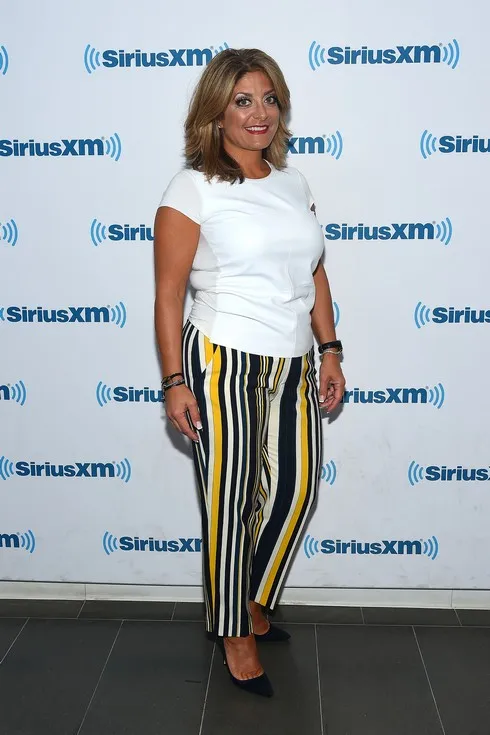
[318,340,343,355]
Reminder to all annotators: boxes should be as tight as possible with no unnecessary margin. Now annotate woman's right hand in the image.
[165,384,202,443]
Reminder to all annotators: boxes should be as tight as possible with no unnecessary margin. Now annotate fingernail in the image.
[319,395,325,402]
[196,422,203,430]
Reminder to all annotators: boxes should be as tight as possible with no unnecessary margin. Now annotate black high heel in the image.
[254,622,291,643]
[216,638,273,698]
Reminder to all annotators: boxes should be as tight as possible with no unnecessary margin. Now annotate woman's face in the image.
[219,70,280,155]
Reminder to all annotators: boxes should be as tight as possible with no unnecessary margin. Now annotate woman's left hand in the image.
[318,355,346,413]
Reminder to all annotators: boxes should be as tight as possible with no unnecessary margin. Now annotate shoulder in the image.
[273,165,315,209]
[165,167,202,188]
[274,164,309,189]
[159,168,204,223]
[281,165,308,185]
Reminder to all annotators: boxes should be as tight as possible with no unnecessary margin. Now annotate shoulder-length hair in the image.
[184,48,291,183]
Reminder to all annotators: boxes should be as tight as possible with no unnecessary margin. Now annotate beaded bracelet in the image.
[162,371,184,386]
[162,377,185,402]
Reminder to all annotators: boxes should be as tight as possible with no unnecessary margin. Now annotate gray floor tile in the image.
[79,600,175,620]
[173,601,206,621]
[273,604,363,624]
[201,624,321,735]
[415,626,490,735]
[317,625,443,734]
[363,606,459,627]
[0,618,120,735]
[455,608,490,626]
[0,599,83,618]
[0,618,27,660]
[78,621,213,735]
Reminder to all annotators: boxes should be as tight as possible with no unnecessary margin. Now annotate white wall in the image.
[1,0,489,601]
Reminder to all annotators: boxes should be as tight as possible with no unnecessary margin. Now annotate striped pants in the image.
[182,320,323,637]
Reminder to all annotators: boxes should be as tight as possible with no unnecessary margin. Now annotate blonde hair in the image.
[184,48,291,183]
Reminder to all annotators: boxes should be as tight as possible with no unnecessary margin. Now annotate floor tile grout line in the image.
[3,615,490,627]
[198,640,216,735]
[411,625,446,735]
[314,624,325,735]
[77,600,86,619]
[453,608,463,626]
[0,617,30,666]
[75,619,124,735]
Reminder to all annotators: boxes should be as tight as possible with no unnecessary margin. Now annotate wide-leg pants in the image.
[182,319,323,637]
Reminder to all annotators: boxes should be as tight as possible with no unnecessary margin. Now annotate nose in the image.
[252,101,267,120]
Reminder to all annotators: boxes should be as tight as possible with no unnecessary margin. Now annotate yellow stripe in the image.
[271,358,285,393]
[259,355,310,601]
[203,334,214,371]
[208,346,222,610]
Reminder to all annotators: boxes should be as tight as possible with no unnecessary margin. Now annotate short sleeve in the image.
[158,169,202,224]
[296,168,315,210]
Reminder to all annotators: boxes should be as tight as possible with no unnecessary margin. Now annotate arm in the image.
[311,260,337,346]
[311,260,346,412]
[153,205,202,440]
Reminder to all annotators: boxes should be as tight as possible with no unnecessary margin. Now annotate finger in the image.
[186,404,203,431]
[325,382,345,412]
[318,377,329,404]
[174,412,200,442]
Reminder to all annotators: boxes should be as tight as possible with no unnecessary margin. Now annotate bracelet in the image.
[162,371,184,386]
[162,378,185,402]
[318,340,343,356]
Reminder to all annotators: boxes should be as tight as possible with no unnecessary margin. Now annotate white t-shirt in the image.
[158,161,325,357]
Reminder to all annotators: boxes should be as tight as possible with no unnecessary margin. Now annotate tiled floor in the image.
[1,600,490,734]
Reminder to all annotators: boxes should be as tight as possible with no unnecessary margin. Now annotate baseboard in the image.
[0,581,489,609]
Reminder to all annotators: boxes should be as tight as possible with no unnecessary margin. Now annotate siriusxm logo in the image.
[343,383,445,408]
[304,534,439,560]
[0,530,36,553]
[91,219,153,246]
[288,132,343,158]
[84,42,229,73]
[320,460,337,485]
[309,39,460,70]
[409,461,490,485]
[0,302,127,328]
[0,456,132,482]
[0,218,19,246]
[415,302,490,328]
[0,45,8,75]
[96,382,162,406]
[0,380,27,406]
[421,131,490,158]
[0,134,121,160]
[103,532,202,555]
[324,218,452,246]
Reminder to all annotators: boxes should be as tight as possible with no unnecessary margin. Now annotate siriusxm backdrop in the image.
[1,0,489,594]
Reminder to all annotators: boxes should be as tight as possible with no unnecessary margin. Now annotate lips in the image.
[245,125,269,135]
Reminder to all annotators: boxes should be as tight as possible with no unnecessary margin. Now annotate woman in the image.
[154,48,345,698]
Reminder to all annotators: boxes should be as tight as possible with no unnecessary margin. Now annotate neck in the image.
[223,144,269,178]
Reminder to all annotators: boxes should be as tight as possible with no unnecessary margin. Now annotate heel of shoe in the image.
[216,638,273,698]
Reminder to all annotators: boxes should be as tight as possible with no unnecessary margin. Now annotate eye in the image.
[235,96,251,107]
[265,94,278,105]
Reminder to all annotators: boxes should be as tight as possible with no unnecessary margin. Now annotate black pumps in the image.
[255,622,291,643]
[217,638,274,698]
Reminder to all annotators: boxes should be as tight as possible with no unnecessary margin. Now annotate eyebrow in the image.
[234,88,276,96]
